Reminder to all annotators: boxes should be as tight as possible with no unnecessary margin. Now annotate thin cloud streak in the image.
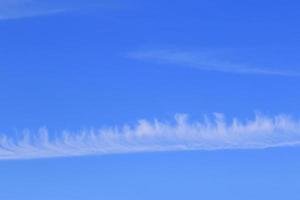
[128,49,300,76]
[1,113,300,160]
[0,9,68,20]
[0,0,102,20]
[0,0,65,19]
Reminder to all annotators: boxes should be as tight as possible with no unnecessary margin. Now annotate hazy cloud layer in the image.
[1,113,300,160]
[128,49,300,76]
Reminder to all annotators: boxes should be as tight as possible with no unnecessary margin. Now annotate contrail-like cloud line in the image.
[1,113,300,160]
[128,49,300,76]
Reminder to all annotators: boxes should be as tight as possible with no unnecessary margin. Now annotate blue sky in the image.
[1,0,300,199]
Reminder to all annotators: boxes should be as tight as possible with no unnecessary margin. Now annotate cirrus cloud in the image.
[0,0,105,20]
[128,49,300,76]
[1,113,300,160]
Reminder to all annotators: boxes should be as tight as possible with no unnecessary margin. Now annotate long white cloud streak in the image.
[1,114,300,160]
[128,49,300,76]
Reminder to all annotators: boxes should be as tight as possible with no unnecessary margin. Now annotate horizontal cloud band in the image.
[1,113,300,160]
[128,49,300,76]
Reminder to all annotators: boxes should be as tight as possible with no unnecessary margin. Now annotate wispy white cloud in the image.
[1,113,300,160]
[0,0,66,19]
[128,49,300,76]
[0,0,102,20]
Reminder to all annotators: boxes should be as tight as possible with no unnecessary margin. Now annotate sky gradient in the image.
[1,0,300,199]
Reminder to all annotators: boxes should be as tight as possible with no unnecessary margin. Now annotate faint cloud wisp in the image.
[0,0,105,20]
[128,49,300,76]
[0,0,66,19]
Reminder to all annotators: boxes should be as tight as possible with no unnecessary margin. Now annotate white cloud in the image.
[1,113,300,160]
[0,0,104,20]
[0,0,67,19]
[128,49,300,76]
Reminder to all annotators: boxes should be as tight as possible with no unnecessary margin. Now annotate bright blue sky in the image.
[1,0,300,199]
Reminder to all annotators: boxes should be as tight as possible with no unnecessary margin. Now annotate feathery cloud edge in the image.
[1,113,300,160]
